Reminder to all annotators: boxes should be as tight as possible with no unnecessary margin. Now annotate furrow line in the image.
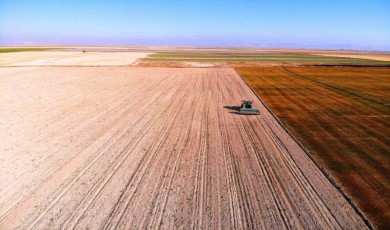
[216,77,240,229]
[240,115,301,229]
[218,73,246,229]
[103,84,194,230]
[195,87,211,229]
[153,91,200,229]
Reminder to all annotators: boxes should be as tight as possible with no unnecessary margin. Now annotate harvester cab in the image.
[239,100,260,115]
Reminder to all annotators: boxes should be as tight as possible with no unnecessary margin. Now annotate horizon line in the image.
[1,44,390,52]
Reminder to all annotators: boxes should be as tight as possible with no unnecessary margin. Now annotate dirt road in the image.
[1,67,368,229]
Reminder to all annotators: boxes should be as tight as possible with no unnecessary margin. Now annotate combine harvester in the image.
[239,100,260,115]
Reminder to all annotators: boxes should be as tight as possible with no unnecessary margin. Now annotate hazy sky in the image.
[1,0,389,50]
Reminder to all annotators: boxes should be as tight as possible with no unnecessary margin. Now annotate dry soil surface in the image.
[1,67,368,229]
[0,51,151,66]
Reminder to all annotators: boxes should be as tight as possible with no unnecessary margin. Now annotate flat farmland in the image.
[0,47,53,53]
[0,67,368,229]
[0,51,150,66]
[237,66,390,229]
[142,52,390,66]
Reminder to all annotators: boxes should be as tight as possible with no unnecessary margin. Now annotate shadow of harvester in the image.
[223,105,241,111]
[223,105,241,114]
[224,105,260,115]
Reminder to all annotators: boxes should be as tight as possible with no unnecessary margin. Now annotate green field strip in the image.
[0,47,54,53]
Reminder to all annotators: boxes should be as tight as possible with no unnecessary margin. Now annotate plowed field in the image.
[1,67,368,229]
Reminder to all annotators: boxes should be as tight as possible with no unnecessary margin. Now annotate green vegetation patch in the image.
[144,52,390,65]
[0,47,54,53]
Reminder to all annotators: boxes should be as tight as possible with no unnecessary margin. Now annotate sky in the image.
[1,0,389,50]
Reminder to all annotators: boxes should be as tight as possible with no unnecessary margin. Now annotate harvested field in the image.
[1,67,368,229]
[0,51,150,66]
[237,66,390,229]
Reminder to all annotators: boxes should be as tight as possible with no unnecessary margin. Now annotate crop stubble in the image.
[1,67,367,229]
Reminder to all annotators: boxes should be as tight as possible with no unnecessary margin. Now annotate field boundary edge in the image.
[233,68,375,230]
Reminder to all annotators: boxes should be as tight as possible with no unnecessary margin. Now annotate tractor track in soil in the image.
[1,67,369,229]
